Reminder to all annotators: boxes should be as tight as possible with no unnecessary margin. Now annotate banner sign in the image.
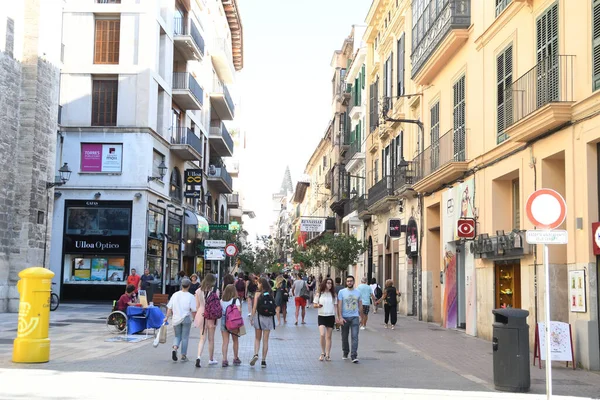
[300,218,325,233]
[81,143,122,172]
[64,234,131,254]
[184,169,203,198]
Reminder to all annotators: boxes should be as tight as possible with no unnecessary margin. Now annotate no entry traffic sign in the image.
[525,189,566,230]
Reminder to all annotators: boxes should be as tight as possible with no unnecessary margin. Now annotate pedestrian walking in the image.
[250,277,276,368]
[313,278,337,361]
[333,276,344,331]
[221,273,235,292]
[193,273,220,368]
[274,275,288,325]
[220,284,242,367]
[127,268,141,294]
[246,274,258,316]
[188,273,200,296]
[357,277,376,330]
[307,275,316,307]
[377,279,400,329]
[336,275,363,363]
[370,278,383,314]
[235,272,246,302]
[292,274,309,325]
[163,278,197,362]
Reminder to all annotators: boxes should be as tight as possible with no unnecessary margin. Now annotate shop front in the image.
[61,200,132,301]
[182,211,209,278]
[166,211,182,295]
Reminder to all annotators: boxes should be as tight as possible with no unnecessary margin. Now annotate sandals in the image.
[319,353,325,361]
[325,355,331,361]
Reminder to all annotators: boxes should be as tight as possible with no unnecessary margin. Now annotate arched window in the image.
[169,167,182,203]
[220,205,225,223]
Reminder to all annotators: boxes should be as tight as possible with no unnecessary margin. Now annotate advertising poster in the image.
[91,258,108,281]
[107,258,125,282]
[73,258,91,280]
[568,270,586,312]
[538,322,573,361]
[81,144,122,172]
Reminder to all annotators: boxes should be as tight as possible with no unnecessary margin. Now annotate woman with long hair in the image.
[220,284,242,367]
[221,273,235,292]
[250,277,275,368]
[274,275,288,325]
[246,273,258,316]
[313,278,337,361]
[193,273,219,368]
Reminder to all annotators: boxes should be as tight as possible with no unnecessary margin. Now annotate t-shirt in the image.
[221,298,235,315]
[167,291,197,325]
[292,279,306,298]
[127,274,141,291]
[357,284,372,305]
[314,292,337,316]
[140,274,154,290]
[338,288,361,318]
[117,293,132,311]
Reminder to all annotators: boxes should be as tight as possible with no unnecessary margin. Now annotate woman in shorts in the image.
[313,278,337,361]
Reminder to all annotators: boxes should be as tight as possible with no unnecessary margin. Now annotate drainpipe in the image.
[529,148,538,327]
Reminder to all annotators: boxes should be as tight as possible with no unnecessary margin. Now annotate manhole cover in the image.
[0,338,13,345]
[61,319,105,324]
[375,350,397,354]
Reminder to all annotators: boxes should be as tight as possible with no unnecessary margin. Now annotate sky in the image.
[234,0,372,240]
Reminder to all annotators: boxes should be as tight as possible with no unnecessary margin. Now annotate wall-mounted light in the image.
[148,160,167,182]
[46,163,72,189]
[134,192,142,199]
[94,192,101,199]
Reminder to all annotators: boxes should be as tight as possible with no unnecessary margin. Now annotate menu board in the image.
[91,258,108,281]
[73,258,91,280]
[107,258,125,282]
[569,270,586,313]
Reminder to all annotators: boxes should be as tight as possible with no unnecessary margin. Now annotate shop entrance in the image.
[495,261,521,309]
[456,244,466,329]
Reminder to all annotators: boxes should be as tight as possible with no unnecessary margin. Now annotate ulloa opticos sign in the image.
[74,240,121,251]
[64,235,130,254]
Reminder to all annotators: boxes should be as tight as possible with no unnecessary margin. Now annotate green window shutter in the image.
[593,0,600,91]
[497,45,513,144]
[536,2,559,106]
[453,75,466,161]
[361,65,365,89]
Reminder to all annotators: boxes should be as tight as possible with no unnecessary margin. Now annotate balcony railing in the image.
[173,72,203,106]
[173,16,205,57]
[393,162,415,190]
[210,120,234,152]
[368,175,394,206]
[503,55,574,131]
[343,196,358,217]
[346,140,361,161]
[226,193,239,206]
[357,194,368,215]
[413,129,466,182]
[171,127,203,155]
[208,166,233,188]
[411,0,471,77]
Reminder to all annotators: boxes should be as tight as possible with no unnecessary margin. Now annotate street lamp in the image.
[148,160,168,182]
[43,162,72,268]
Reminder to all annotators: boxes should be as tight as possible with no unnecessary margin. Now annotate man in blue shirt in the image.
[336,275,363,363]
[357,277,376,330]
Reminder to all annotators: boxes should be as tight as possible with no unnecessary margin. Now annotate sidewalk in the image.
[1,301,599,398]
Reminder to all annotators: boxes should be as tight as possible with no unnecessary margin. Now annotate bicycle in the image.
[50,282,59,311]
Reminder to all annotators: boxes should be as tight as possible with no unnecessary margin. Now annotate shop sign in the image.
[209,223,229,231]
[64,234,131,254]
[405,218,418,257]
[81,143,122,173]
[300,218,325,232]
[184,169,203,198]
[204,240,226,248]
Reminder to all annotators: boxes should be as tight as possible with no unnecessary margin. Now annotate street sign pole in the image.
[543,243,552,399]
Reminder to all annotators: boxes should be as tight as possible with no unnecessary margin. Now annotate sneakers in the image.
[222,360,229,367]
[352,358,359,364]
[208,359,218,365]
[384,324,388,329]
[360,326,366,330]
[180,355,188,362]
[342,353,349,360]
[195,358,201,368]
[391,325,395,330]
[250,354,259,366]
[172,349,178,361]
[261,360,267,368]
[233,357,242,366]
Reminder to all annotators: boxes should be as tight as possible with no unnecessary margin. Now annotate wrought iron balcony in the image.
[172,73,203,110]
[411,0,471,79]
[501,55,574,143]
[345,140,361,162]
[343,196,358,217]
[413,128,469,193]
[173,16,205,60]
[356,194,370,220]
[393,161,415,192]
[368,175,394,207]
[170,127,202,161]
[226,192,239,208]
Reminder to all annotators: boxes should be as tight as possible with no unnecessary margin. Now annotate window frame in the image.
[91,78,118,126]
[94,17,120,65]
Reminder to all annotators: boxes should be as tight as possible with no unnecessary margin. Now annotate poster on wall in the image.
[81,143,123,173]
[107,258,125,282]
[91,258,108,281]
[568,270,586,312]
[537,322,574,361]
[73,258,91,280]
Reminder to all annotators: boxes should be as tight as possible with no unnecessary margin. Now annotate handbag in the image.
[299,282,310,300]
[153,322,167,347]
[238,324,246,336]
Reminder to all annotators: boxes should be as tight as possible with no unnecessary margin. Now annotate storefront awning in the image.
[185,211,198,225]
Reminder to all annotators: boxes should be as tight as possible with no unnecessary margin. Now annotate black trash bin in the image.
[492,308,530,392]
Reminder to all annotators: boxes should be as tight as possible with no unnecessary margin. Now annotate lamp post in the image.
[43,163,72,268]
[148,160,168,182]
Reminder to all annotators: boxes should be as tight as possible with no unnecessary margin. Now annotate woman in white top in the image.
[163,278,197,362]
[313,278,337,361]
[220,284,242,367]
[193,273,219,368]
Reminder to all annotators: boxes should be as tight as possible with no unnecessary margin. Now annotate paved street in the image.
[1,302,599,399]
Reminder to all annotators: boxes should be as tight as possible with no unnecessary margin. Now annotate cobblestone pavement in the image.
[1,302,599,399]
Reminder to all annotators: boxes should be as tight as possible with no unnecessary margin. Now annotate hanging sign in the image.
[300,218,325,232]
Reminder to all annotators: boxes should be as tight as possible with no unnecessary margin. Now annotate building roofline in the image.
[221,0,244,71]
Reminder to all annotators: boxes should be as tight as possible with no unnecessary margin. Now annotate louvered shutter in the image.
[430,103,440,173]
[453,75,466,161]
[536,3,559,106]
[94,19,120,64]
[497,45,512,144]
[594,0,600,91]
[388,53,393,109]
[369,82,375,131]
[397,34,405,96]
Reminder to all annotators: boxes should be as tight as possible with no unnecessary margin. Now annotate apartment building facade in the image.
[359,0,600,369]
[49,0,243,301]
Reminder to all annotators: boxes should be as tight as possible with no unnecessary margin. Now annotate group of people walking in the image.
[161,271,400,367]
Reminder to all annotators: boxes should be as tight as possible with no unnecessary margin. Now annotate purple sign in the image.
[81,144,103,172]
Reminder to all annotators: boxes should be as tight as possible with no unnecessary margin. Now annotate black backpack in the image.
[374,285,383,300]
[257,291,277,316]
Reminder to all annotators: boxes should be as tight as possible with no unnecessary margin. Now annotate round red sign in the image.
[525,189,566,230]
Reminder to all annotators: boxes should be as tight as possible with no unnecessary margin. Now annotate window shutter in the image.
[430,102,440,171]
[92,80,118,126]
[497,45,512,144]
[362,65,365,89]
[94,19,120,64]
[453,75,466,161]
[536,3,559,106]
[594,0,600,91]
[397,34,405,96]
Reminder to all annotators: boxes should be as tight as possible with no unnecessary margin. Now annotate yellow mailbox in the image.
[12,267,55,363]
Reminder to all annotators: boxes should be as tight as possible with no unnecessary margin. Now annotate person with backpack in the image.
[250,277,276,368]
[163,278,196,362]
[274,275,288,325]
[220,284,243,367]
[193,273,221,368]
[246,274,258,317]
[292,274,309,325]
[371,278,383,314]
[235,272,246,302]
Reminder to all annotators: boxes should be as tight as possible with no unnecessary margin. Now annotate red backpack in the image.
[203,289,222,320]
[225,298,244,331]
